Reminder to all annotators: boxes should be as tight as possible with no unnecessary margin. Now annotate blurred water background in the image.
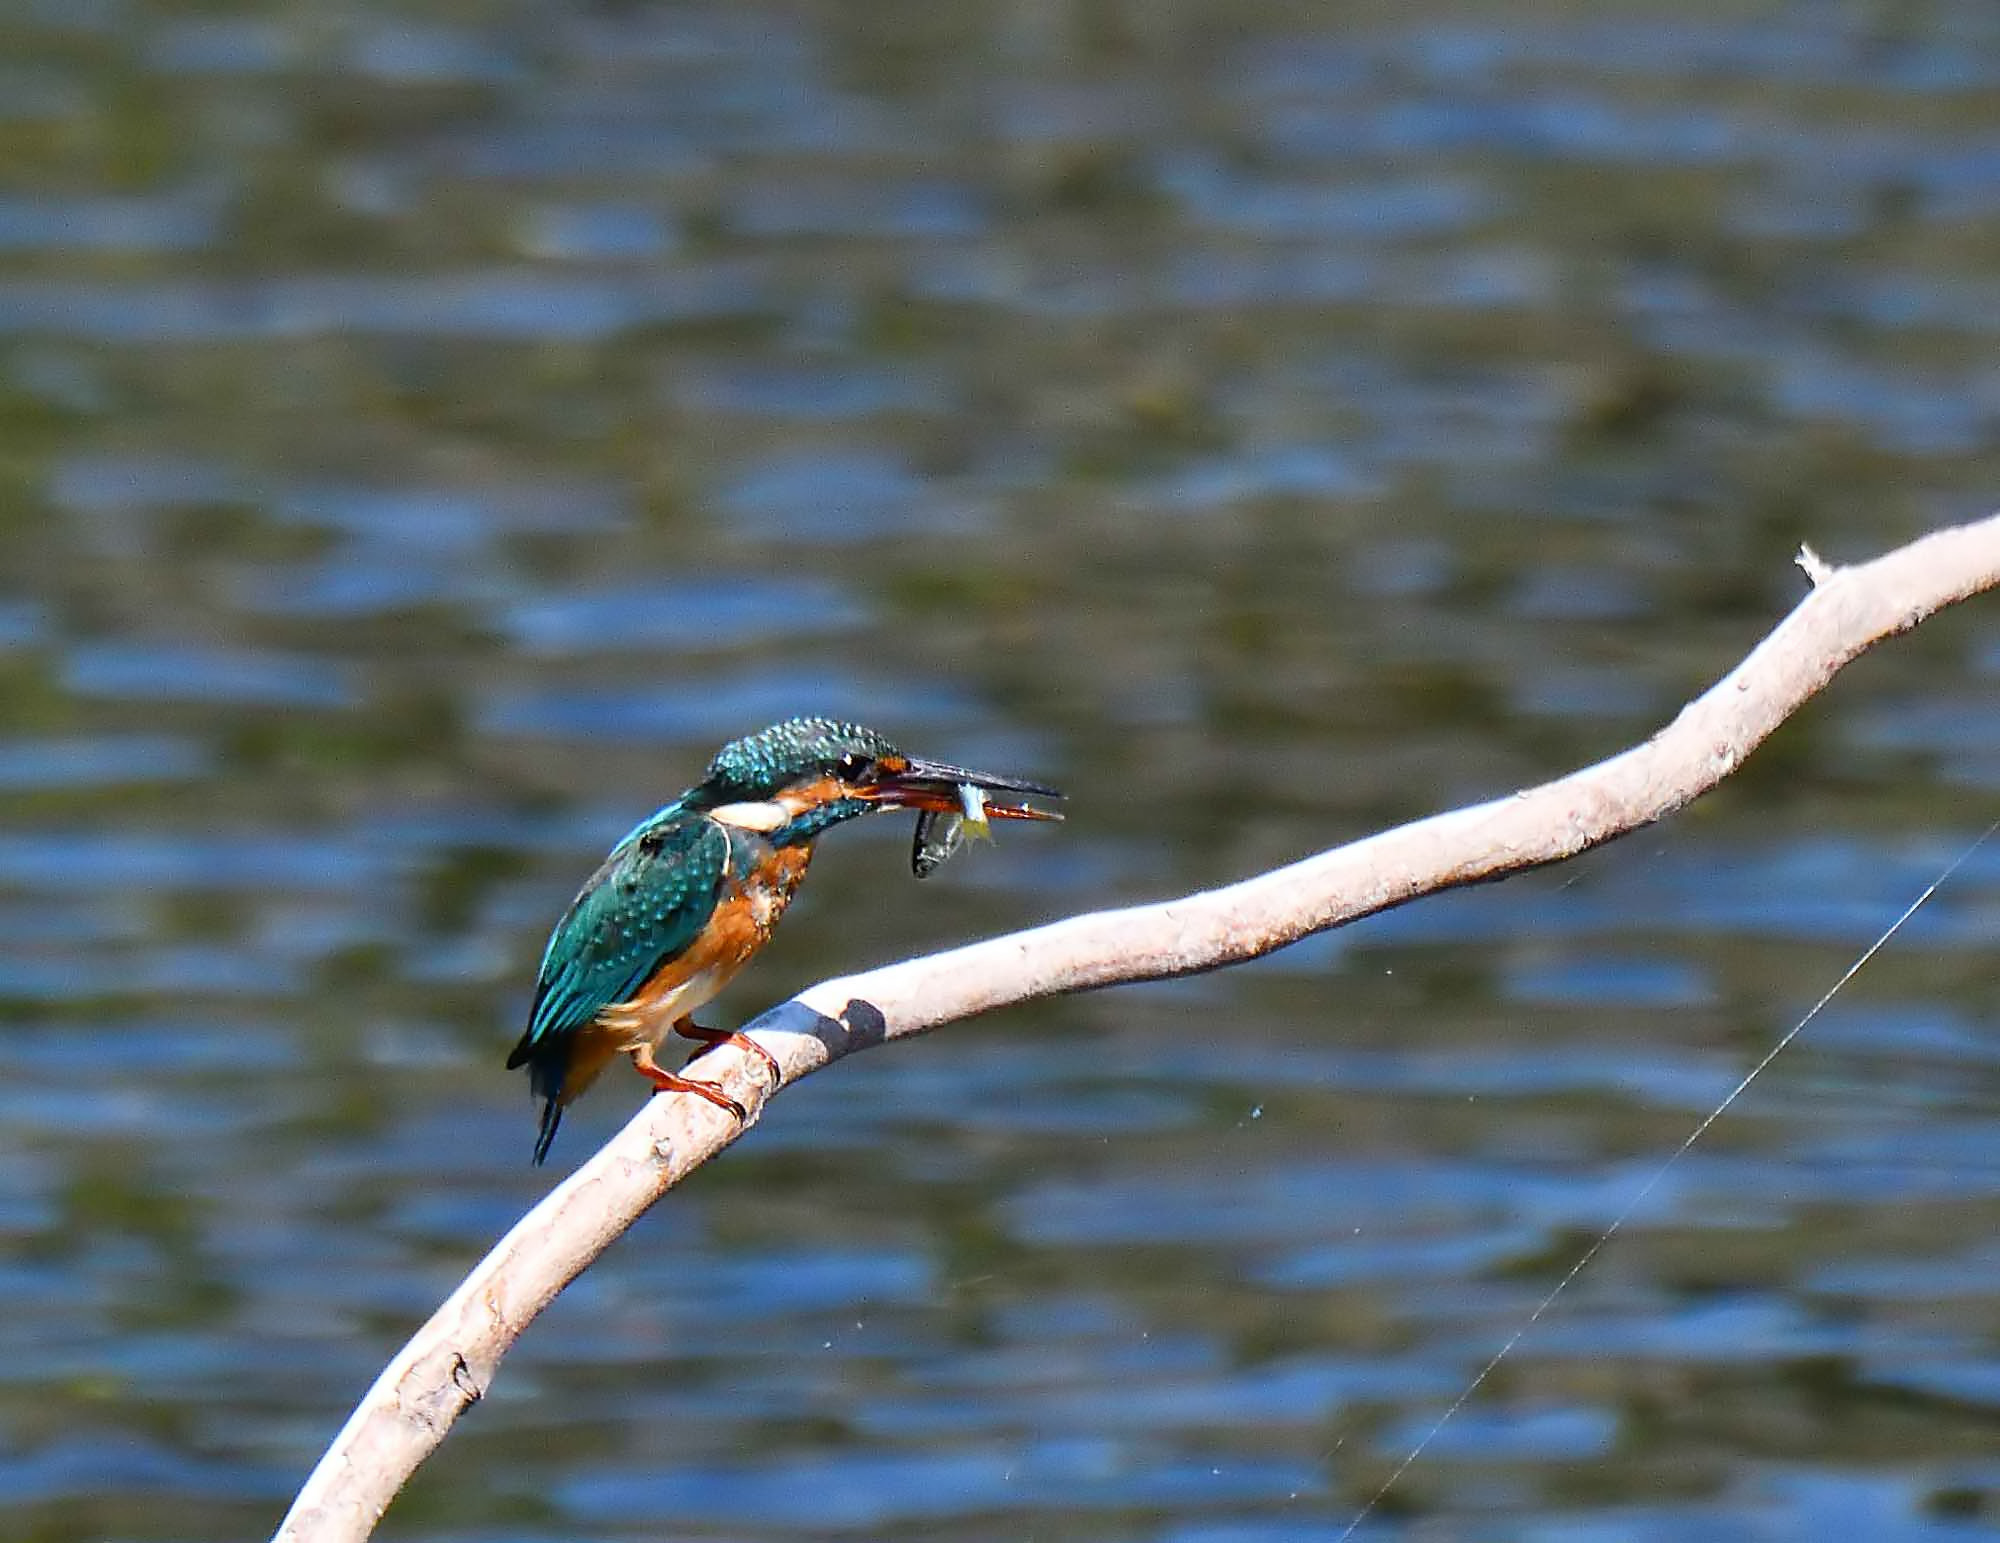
[3,0,2000,1539]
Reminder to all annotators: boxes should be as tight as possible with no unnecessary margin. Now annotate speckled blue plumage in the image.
[506,805,727,1161]
[509,719,908,1163]
[693,717,895,805]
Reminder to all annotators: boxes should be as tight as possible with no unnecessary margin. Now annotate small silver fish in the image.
[911,807,964,878]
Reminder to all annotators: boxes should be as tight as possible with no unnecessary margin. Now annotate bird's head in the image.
[686,717,1062,845]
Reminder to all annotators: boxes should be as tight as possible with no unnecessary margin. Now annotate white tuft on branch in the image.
[274,511,2000,1543]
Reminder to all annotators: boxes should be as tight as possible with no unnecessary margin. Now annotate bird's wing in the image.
[507,810,730,1064]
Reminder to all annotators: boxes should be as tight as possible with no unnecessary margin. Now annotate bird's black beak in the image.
[860,755,1064,822]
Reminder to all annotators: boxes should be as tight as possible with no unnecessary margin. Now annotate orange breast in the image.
[596,840,815,1042]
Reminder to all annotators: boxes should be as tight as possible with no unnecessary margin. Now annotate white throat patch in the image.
[708,800,790,832]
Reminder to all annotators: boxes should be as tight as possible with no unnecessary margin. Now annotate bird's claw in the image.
[636,1066,747,1123]
[676,1021,782,1089]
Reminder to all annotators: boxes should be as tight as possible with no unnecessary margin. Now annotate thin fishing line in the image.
[1335,815,2000,1542]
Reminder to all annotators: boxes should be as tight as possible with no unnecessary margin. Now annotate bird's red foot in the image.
[630,1044,746,1121]
[676,1019,782,1087]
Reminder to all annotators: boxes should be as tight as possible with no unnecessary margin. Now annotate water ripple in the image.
[0,735,208,789]
[0,266,773,342]
[64,642,355,709]
[504,575,863,656]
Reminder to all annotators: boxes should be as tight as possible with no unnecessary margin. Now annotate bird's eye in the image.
[836,751,873,781]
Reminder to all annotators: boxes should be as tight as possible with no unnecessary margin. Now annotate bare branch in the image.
[274,511,2000,1543]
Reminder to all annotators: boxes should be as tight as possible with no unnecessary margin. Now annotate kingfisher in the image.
[508,717,1063,1163]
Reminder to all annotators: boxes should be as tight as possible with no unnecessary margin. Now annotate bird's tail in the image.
[510,1029,620,1166]
[508,1033,569,1166]
[531,1096,563,1167]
